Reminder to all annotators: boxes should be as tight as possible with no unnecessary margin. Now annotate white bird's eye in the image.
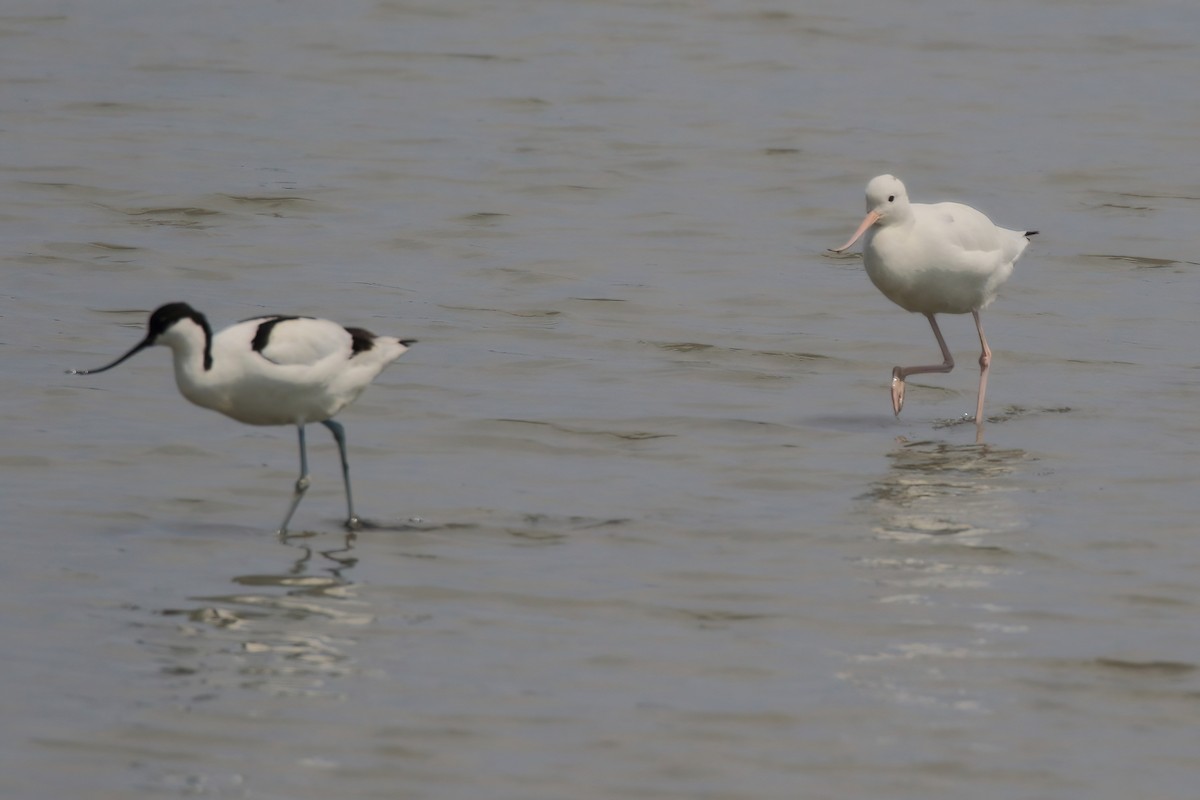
[887,195,895,202]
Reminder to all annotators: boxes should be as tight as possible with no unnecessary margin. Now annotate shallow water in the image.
[4,0,1200,798]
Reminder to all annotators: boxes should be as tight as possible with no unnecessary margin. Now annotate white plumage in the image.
[831,175,1035,432]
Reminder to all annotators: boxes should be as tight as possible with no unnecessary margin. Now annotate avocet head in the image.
[830,174,911,253]
[67,302,211,375]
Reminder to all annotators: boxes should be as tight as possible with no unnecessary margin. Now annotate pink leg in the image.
[891,313,955,416]
[972,310,991,427]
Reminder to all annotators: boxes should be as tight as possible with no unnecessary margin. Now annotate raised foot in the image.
[890,367,906,417]
[344,516,363,532]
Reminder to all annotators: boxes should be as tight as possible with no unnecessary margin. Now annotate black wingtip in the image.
[1025,230,1039,238]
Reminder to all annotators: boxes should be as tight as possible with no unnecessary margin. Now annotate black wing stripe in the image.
[251,316,301,354]
[343,327,376,357]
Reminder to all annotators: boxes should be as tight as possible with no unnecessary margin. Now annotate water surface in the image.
[4,1,1199,798]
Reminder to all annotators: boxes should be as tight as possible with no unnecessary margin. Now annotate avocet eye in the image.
[887,195,895,202]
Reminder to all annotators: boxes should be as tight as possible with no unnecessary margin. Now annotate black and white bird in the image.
[69,302,416,533]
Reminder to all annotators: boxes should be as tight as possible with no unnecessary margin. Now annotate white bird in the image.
[830,175,1036,432]
[69,302,416,533]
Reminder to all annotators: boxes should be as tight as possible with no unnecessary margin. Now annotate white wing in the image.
[246,316,355,366]
[914,202,1029,275]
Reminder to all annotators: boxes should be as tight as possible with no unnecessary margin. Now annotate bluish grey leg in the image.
[277,424,311,535]
[321,419,360,530]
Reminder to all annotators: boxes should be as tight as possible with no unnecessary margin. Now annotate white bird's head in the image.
[67,302,213,375]
[830,174,911,253]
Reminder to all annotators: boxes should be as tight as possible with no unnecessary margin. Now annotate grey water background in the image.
[4,0,1200,797]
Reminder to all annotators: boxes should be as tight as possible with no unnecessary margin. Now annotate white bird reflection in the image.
[865,438,1029,545]
[840,438,1033,712]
